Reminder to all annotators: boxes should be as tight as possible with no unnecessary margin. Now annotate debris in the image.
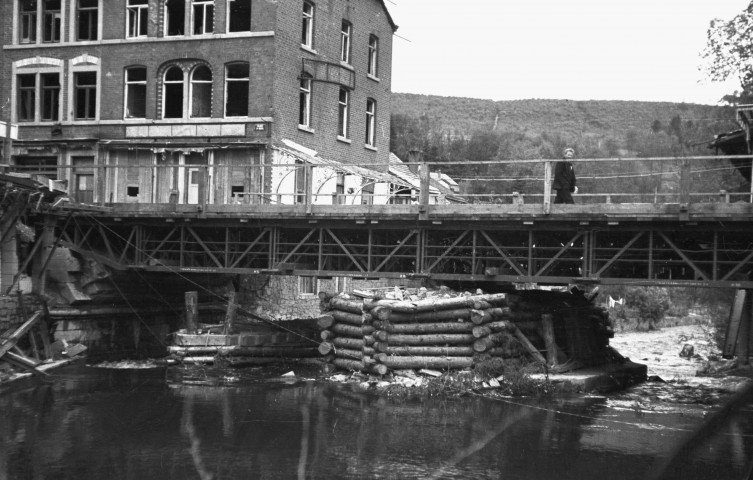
[419,368,442,377]
[281,371,295,377]
[679,344,694,359]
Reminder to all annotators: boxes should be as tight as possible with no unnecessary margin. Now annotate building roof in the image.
[276,141,411,187]
[377,0,399,31]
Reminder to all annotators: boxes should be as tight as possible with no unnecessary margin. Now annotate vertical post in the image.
[541,313,558,367]
[2,120,12,167]
[418,162,430,217]
[679,158,691,205]
[543,160,552,214]
[738,290,751,365]
[185,291,198,334]
[223,291,237,335]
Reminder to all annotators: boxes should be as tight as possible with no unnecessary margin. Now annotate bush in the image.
[624,287,670,330]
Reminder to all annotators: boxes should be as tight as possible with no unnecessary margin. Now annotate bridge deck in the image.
[53,201,753,289]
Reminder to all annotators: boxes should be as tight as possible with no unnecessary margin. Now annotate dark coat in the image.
[553,161,576,192]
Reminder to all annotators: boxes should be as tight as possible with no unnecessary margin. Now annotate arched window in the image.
[163,66,184,118]
[190,65,212,117]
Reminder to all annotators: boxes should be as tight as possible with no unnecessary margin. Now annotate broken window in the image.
[192,0,214,35]
[368,35,378,77]
[340,21,351,64]
[165,0,185,36]
[190,65,212,118]
[338,88,349,139]
[125,66,147,118]
[19,0,37,44]
[299,74,312,128]
[74,71,97,120]
[43,0,61,43]
[17,74,36,122]
[76,0,98,41]
[231,185,244,203]
[227,0,250,32]
[225,63,249,117]
[14,156,58,179]
[41,73,60,121]
[365,98,376,147]
[127,0,148,38]
[163,66,184,118]
[301,1,314,47]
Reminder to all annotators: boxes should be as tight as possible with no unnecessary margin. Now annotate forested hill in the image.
[392,93,737,143]
[389,93,746,197]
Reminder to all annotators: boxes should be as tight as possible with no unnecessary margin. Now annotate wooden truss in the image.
[57,215,753,288]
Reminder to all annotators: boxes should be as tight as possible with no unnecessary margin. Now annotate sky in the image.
[386,0,751,105]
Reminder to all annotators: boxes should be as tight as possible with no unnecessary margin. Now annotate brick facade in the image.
[0,0,395,175]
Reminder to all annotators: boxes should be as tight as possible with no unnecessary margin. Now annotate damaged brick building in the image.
[1,0,398,206]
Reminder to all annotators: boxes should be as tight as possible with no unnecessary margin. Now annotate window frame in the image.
[16,74,37,123]
[73,71,97,120]
[301,1,314,48]
[40,72,61,121]
[227,0,251,33]
[340,21,352,64]
[224,62,250,117]
[368,35,379,78]
[189,65,213,118]
[162,65,186,119]
[126,0,148,38]
[15,69,63,123]
[365,98,376,148]
[337,88,349,139]
[164,0,186,37]
[42,0,62,43]
[124,66,147,119]
[191,0,214,35]
[19,1,38,44]
[299,74,312,129]
[75,0,99,41]
[298,275,318,297]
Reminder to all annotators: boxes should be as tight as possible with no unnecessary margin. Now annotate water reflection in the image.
[1,365,752,480]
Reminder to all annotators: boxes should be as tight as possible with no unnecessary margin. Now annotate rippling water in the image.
[1,364,752,480]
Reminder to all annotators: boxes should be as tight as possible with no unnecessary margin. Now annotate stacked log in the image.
[317,295,387,375]
[320,289,615,376]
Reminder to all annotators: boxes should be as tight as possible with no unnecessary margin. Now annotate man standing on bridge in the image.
[553,147,578,204]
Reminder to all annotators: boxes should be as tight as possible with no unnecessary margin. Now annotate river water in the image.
[1,362,752,480]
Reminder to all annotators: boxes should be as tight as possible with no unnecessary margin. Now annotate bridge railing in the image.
[4,154,751,209]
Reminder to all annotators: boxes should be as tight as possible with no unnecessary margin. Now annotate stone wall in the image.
[0,294,44,333]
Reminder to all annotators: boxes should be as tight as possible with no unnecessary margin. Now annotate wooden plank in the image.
[3,350,49,376]
[723,290,746,358]
[0,312,43,359]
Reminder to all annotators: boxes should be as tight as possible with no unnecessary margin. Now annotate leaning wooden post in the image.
[185,291,198,334]
[543,160,552,214]
[541,314,558,367]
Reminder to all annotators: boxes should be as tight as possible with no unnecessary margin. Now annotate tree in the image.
[702,2,753,104]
